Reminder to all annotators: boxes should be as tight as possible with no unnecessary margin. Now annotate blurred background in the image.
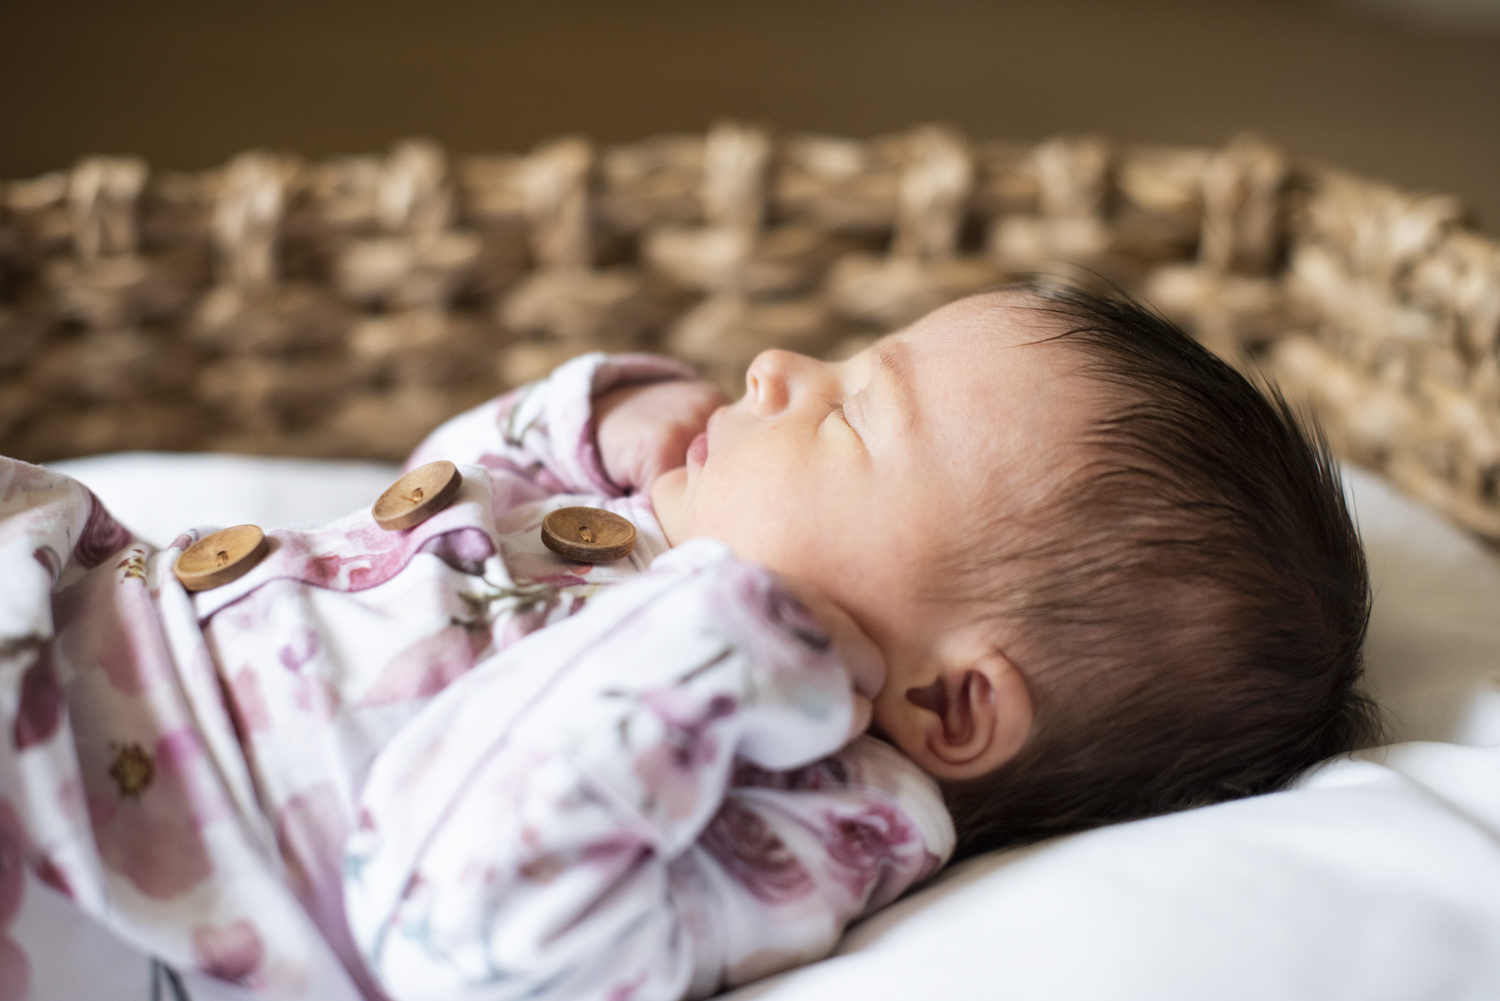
[3,0,1498,228]
[4,0,1500,547]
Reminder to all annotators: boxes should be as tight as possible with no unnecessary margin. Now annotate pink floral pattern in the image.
[0,352,953,1001]
[357,623,493,707]
[192,920,265,986]
[345,539,954,1001]
[701,799,814,904]
[73,491,132,569]
[88,729,221,900]
[12,645,62,750]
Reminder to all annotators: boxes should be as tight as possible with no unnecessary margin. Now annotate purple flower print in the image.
[72,492,133,569]
[276,629,321,674]
[700,799,813,905]
[13,645,62,750]
[89,729,223,900]
[820,803,915,871]
[633,690,737,820]
[721,562,830,653]
[418,528,496,576]
[765,586,831,654]
[271,516,502,595]
[732,756,850,794]
[192,920,264,987]
[358,622,494,707]
[705,563,843,685]
[818,801,921,907]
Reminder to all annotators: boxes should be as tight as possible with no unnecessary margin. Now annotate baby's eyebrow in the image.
[872,341,918,429]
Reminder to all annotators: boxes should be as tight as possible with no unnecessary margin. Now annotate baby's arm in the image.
[344,539,952,1001]
[403,351,717,498]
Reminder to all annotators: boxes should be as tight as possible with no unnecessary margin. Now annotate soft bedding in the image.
[18,454,1500,1001]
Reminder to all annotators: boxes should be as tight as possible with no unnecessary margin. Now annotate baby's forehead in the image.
[893,294,1087,388]
[888,295,1104,498]
[909,289,1057,338]
[895,295,1090,403]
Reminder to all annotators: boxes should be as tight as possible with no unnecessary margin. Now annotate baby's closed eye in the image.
[824,399,857,435]
[826,393,875,444]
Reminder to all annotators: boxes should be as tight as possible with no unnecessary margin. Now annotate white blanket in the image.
[32,455,1500,1001]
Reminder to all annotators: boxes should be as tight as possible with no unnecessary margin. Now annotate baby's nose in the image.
[745,349,796,414]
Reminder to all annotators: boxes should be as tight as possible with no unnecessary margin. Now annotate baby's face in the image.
[652,293,1096,749]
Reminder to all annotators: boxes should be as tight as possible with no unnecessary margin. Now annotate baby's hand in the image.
[594,379,728,492]
[778,576,887,742]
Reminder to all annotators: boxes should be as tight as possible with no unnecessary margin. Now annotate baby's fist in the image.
[594,379,729,493]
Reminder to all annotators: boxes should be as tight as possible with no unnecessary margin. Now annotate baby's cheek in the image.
[869,693,926,761]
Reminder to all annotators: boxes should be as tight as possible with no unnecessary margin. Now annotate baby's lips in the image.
[686,431,708,467]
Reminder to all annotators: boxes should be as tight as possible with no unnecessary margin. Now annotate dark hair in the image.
[938,281,1382,861]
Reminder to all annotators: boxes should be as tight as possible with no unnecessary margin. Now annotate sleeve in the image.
[401,351,700,496]
[0,463,363,997]
[344,539,954,1001]
[0,459,132,869]
[0,458,132,643]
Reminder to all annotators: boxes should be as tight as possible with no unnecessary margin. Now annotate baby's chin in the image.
[649,466,689,546]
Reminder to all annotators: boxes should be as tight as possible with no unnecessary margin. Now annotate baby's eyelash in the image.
[825,399,854,430]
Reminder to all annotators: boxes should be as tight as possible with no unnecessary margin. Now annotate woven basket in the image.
[3,124,1497,542]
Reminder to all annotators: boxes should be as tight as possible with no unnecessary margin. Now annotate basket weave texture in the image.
[2,125,1498,540]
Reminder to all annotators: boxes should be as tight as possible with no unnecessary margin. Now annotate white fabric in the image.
[35,457,1500,1001]
[46,453,403,549]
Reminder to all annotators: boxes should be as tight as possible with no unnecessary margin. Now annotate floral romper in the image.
[0,352,954,1001]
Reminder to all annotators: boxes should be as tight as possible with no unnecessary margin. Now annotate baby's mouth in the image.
[688,407,724,467]
[687,431,709,467]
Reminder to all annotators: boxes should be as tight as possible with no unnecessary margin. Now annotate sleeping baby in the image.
[0,282,1378,1001]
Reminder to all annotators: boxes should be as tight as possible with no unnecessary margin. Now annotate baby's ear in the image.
[901,651,1033,782]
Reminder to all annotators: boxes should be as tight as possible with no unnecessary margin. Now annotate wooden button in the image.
[541,507,636,563]
[373,460,463,531]
[174,525,269,592]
